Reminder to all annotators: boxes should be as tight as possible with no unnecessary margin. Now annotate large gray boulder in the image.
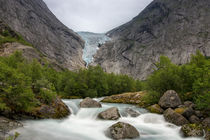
[180,124,204,137]
[159,90,182,109]
[98,107,120,120]
[164,108,189,126]
[80,97,102,108]
[107,122,140,139]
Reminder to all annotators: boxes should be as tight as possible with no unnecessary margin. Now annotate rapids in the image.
[13,99,204,140]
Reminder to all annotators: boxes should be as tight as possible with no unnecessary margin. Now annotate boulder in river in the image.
[164,108,189,126]
[147,104,164,114]
[158,90,182,109]
[98,107,121,120]
[107,122,140,139]
[180,124,204,137]
[124,108,140,117]
[33,97,70,119]
[80,97,102,108]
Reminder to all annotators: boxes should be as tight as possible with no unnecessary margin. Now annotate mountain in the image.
[0,0,85,70]
[93,0,210,79]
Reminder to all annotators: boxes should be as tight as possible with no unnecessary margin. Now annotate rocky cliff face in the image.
[0,0,85,70]
[93,0,210,79]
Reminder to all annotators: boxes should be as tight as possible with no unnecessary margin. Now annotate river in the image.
[12,99,203,140]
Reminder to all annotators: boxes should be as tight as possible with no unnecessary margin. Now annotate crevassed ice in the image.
[78,32,110,66]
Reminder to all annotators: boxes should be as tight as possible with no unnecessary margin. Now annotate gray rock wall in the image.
[93,0,210,79]
[0,0,85,70]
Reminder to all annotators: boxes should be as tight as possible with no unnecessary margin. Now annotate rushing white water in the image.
[13,99,204,140]
[78,32,110,66]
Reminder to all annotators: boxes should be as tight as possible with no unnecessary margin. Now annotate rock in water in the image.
[107,122,140,139]
[33,97,70,119]
[0,117,22,140]
[159,90,182,109]
[80,97,102,108]
[124,108,140,117]
[98,107,121,120]
[163,108,189,126]
[180,124,204,137]
[147,104,164,114]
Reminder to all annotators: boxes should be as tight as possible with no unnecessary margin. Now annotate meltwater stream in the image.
[13,99,203,140]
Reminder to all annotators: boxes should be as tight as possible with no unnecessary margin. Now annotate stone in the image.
[33,97,70,119]
[189,115,200,124]
[180,124,204,137]
[107,122,140,139]
[0,117,22,140]
[124,108,140,117]
[202,117,210,128]
[158,90,182,109]
[80,97,102,108]
[184,101,195,109]
[163,108,189,126]
[175,107,194,119]
[98,107,121,120]
[195,110,204,118]
[147,104,164,114]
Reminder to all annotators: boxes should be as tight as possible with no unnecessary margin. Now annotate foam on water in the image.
[13,99,204,140]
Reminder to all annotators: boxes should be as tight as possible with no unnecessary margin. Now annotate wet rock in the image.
[158,90,182,109]
[0,117,22,140]
[189,115,200,124]
[33,97,70,119]
[163,108,189,126]
[80,97,102,108]
[147,104,164,114]
[98,107,120,120]
[107,122,140,139]
[180,124,204,137]
[124,108,140,117]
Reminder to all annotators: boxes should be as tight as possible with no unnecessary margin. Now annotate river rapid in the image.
[13,99,203,140]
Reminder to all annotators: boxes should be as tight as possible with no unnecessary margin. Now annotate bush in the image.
[144,51,210,109]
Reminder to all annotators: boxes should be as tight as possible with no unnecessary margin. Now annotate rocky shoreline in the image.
[101,90,210,140]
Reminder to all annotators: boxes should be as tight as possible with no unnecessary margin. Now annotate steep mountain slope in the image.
[93,0,210,79]
[0,0,85,70]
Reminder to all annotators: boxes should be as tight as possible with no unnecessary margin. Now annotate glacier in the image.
[78,32,110,66]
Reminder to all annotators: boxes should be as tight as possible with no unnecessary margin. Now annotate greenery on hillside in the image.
[0,23,32,46]
[143,51,210,110]
[0,51,142,113]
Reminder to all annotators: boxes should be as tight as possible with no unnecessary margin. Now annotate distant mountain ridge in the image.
[0,0,85,70]
[93,0,210,79]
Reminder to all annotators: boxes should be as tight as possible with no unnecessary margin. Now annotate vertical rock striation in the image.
[93,0,210,79]
[0,0,85,70]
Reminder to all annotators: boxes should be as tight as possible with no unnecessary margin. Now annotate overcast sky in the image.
[43,0,153,33]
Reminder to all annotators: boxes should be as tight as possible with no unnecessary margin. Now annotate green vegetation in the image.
[0,51,142,114]
[143,51,210,110]
[0,28,32,46]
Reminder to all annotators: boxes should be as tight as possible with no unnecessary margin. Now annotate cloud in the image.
[43,0,153,33]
